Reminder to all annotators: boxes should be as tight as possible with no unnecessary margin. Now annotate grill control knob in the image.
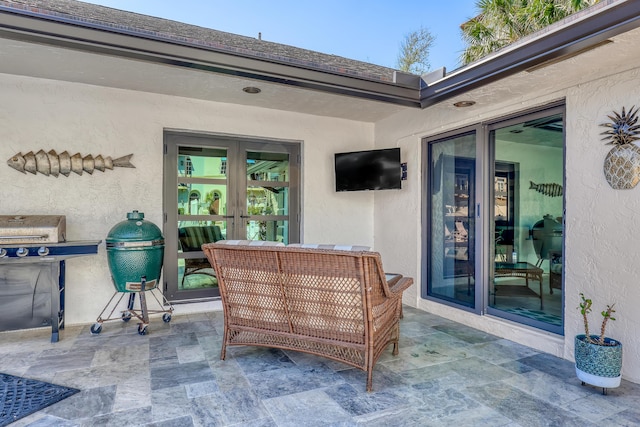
[38,247,50,256]
[16,247,29,257]
[0,248,6,258]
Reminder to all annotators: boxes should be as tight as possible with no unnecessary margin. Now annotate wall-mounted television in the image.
[334,148,402,192]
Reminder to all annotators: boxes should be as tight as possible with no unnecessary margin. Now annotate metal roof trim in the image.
[0,4,421,107]
[2,0,639,111]
[0,1,398,82]
[420,0,640,108]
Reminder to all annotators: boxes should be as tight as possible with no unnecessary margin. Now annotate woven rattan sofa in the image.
[201,241,413,392]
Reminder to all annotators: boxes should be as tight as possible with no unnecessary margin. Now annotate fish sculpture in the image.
[529,181,563,197]
[7,150,135,176]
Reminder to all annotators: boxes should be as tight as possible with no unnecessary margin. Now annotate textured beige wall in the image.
[373,68,640,384]
[0,73,374,325]
[564,68,640,384]
[4,61,640,384]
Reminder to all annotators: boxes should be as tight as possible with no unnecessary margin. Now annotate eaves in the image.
[1,0,639,111]
[0,3,421,108]
[421,0,640,109]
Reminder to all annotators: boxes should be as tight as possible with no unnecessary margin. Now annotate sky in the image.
[81,0,479,72]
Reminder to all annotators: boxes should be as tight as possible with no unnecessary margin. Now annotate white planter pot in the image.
[575,367,621,388]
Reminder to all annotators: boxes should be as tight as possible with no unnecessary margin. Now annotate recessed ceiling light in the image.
[453,100,476,108]
[242,86,261,94]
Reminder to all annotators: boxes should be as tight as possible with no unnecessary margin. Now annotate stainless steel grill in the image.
[0,215,100,342]
[0,215,66,245]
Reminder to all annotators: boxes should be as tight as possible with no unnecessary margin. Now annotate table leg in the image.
[539,273,544,310]
[49,262,62,343]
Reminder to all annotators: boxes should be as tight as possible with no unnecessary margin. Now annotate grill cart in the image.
[91,211,173,335]
[0,215,100,342]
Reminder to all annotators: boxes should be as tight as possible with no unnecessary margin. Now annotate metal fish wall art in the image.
[7,150,135,177]
[529,181,563,197]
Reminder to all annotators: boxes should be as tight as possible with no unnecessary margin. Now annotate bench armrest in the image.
[372,256,413,298]
[388,277,413,296]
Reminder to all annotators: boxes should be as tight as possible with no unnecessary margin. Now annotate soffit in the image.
[3,22,635,124]
[425,25,640,125]
[0,36,409,122]
[0,0,416,123]
[1,0,639,124]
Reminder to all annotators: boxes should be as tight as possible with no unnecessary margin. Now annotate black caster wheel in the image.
[121,312,132,322]
[138,324,148,335]
[162,313,172,323]
[90,323,102,335]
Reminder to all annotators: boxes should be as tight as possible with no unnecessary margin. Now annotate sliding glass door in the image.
[424,105,565,333]
[425,131,478,309]
[487,109,564,334]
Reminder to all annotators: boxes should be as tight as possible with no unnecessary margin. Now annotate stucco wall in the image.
[4,61,639,385]
[373,68,640,383]
[565,68,640,383]
[0,73,375,325]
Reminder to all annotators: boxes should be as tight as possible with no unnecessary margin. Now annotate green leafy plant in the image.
[579,293,616,346]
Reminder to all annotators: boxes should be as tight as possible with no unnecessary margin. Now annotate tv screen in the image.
[335,148,401,192]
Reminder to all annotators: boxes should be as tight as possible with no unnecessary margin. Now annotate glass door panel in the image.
[243,151,291,243]
[427,132,476,309]
[488,111,564,334]
[246,151,289,182]
[175,147,228,295]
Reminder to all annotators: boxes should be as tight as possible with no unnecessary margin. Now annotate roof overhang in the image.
[421,0,640,108]
[1,1,640,116]
[0,3,421,108]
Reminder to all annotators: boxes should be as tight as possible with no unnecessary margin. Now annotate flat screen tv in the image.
[335,148,401,192]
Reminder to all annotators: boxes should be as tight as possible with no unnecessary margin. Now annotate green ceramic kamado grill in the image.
[91,210,173,336]
[106,210,164,292]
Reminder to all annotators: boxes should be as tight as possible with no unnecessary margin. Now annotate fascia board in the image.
[420,0,640,109]
[0,8,422,107]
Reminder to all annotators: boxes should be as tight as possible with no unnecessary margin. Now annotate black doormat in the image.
[0,373,79,426]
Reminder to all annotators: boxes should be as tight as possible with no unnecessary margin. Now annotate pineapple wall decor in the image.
[601,106,640,189]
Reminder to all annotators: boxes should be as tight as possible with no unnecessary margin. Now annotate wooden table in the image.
[494,261,544,309]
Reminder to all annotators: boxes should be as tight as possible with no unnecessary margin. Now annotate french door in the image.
[163,132,300,301]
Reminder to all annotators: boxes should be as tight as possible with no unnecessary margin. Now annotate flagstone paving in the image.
[1,306,639,426]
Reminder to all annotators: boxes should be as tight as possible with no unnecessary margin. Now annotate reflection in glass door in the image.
[426,132,477,309]
[245,150,291,244]
[164,133,300,302]
[175,146,228,298]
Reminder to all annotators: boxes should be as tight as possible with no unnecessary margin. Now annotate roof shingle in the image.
[2,0,399,82]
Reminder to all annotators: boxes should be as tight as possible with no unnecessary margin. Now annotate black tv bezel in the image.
[334,147,402,192]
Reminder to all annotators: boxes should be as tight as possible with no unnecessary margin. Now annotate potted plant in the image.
[575,293,622,394]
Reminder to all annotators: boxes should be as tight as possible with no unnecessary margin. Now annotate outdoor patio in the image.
[1,305,639,427]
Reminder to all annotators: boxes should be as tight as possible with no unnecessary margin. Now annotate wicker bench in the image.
[201,241,413,392]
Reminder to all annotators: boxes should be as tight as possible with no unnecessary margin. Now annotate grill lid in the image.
[105,211,164,246]
[0,215,66,244]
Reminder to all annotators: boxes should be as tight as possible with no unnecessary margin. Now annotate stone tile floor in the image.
[1,306,639,426]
